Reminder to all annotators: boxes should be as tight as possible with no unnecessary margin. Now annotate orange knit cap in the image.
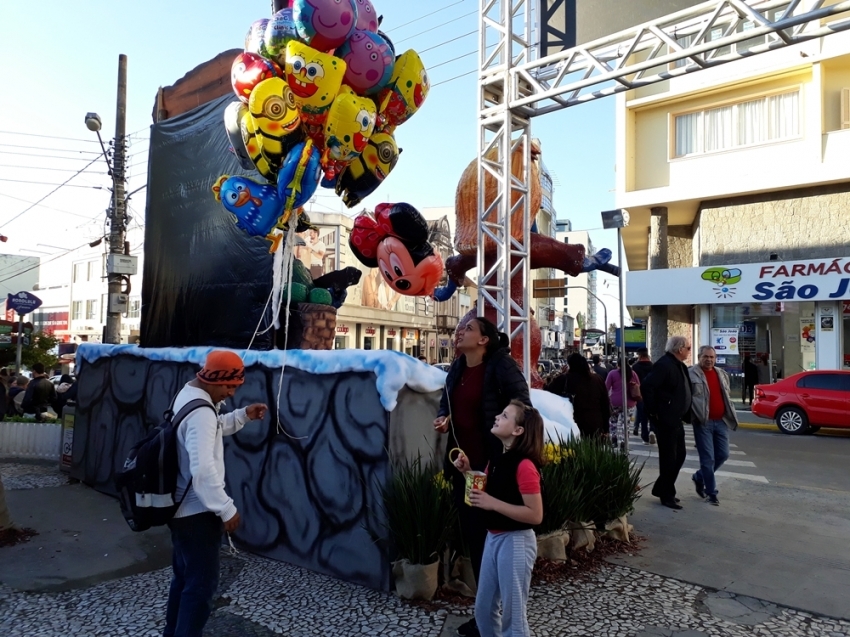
[197,350,245,385]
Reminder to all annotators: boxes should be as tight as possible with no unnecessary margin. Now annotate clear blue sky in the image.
[0,0,622,316]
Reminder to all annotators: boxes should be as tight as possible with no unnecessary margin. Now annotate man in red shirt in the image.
[688,346,739,505]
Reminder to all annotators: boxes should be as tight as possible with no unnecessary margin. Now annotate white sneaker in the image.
[649,432,657,445]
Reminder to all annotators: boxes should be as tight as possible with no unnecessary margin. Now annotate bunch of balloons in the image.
[215,0,430,245]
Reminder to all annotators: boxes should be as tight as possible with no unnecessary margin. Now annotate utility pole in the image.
[105,54,128,344]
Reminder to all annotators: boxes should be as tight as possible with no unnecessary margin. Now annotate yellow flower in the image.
[433,470,452,491]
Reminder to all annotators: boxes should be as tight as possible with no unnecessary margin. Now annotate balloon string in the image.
[275,225,307,441]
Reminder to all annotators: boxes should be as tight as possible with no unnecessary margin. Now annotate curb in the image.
[737,422,775,431]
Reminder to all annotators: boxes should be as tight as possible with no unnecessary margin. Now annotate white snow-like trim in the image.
[77,344,580,437]
[77,344,445,411]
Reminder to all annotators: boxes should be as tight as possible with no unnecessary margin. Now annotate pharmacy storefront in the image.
[628,257,850,385]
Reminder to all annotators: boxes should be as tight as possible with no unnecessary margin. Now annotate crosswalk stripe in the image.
[715,470,769,483]
[628,450,756,467]
[628,439,746,456]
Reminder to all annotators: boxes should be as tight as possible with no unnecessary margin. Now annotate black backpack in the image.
[116,398,214,532]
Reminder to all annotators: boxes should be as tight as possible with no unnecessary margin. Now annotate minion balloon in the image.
[335,130,399,207]
[247,77,304,174]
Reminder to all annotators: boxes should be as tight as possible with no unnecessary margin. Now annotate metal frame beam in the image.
[478,0,850,381]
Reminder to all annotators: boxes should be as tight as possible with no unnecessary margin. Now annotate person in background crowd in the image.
[742,354,759,407]
[417,355,428,362]
[560,353,610,439]
[0,368,9,419]
[641,336,693,510]
[689,346,739,506]
[605,358,640,447]
[52,374,77,416]
[591,354,609,380]
[8,376,28,416]
[21,363,57,421]
[434,316,530,637]
[632,349,655,444]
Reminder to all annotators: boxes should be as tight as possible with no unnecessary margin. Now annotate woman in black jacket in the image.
[556,353,610,439]
[433,316,529,637]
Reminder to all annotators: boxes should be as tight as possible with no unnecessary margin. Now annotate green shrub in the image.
[538,436,643,534]
[369,453,456,565]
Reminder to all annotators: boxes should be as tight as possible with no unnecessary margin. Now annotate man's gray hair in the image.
[665,335,689,354]
[698,345,716,357]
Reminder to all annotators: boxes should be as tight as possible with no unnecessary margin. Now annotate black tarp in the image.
[141,94,274,349]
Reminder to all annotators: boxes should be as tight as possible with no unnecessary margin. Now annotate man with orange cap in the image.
[164,350,268,637]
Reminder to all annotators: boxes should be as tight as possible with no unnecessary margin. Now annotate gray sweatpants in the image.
[475,529,537,637]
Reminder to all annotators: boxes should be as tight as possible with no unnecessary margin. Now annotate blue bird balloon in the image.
[213,175,283,238]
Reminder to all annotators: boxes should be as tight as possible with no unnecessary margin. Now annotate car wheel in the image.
[776,406,808,435]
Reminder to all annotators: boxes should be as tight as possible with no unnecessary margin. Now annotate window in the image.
[87,261,94,281]
[85,299,98,320]
[72,263,83,283]
[797,374,846,392]
[674,90,801,157]
[128,297,141,319]
[72,301,82,321]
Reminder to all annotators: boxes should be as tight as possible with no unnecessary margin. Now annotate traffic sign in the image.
[7,291,42,315]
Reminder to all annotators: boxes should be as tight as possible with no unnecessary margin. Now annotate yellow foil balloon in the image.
[284,40,346,126]
[377,49,429,130]
[248,77,302,170]
[324,86,377,163]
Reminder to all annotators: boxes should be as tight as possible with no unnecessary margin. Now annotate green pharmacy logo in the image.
[701,267,742,299]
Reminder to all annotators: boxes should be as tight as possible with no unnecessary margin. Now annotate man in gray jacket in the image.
[689,346,739,506]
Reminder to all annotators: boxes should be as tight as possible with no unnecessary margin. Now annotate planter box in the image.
[0,421,61,460]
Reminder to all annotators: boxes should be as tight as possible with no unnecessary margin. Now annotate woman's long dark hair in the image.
[472,317,503,358]
[507,399,545,466]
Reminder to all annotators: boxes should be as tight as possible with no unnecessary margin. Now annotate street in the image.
[613,421,850,621]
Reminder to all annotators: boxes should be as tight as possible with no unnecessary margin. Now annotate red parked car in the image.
[752,370,850,434]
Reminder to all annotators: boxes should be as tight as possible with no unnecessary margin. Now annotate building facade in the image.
[617,19,850,380]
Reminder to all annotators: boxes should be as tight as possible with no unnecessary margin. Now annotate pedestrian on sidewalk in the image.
[689,346,739,506]
[742,355,759,406]
[164,350,268,637]
[641,336,693,510]
[452,400,544,637]
[632,349,655,444]
[558,353,610,440]
[605,358,640,447]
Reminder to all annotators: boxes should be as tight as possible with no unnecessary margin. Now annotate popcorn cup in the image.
[464,471,487,506]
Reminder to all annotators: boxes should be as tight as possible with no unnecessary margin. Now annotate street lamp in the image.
[601,209,630,453]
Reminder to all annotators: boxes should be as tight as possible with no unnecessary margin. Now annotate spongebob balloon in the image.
[285,40,346,130]
[377,49,429,131]
[324,86,376,163]
[335,130,399,207]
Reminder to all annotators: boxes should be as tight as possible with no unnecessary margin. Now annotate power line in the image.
[0,179,105,189]
[0,241,92,286]
[0,157,105,231]
[0,150,100,162]
[0,131,99,144]
[396,10,477,45]
[0,164,109,175]
[419,30,476,54]
[0,143,101,155]
[0,193,101,220]
[390,0,469,32]
[432,68,477,87]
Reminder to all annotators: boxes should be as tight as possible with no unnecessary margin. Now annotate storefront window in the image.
[363,337,374,350]
[334,336,347,350]
[711,301,816,390]
[843,302,850,369]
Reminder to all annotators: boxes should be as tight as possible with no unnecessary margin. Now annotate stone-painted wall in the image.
[71,355,441,591]
[699,183,850,266]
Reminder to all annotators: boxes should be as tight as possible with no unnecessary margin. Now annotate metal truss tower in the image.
[477,0,850,380]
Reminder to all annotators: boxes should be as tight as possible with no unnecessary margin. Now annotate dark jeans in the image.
[635,402,652,441]
[693,420,730,497]
[164,512,223,637]
[651,420,686,500]
[451,475,487,583]
[742,383,754,404]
